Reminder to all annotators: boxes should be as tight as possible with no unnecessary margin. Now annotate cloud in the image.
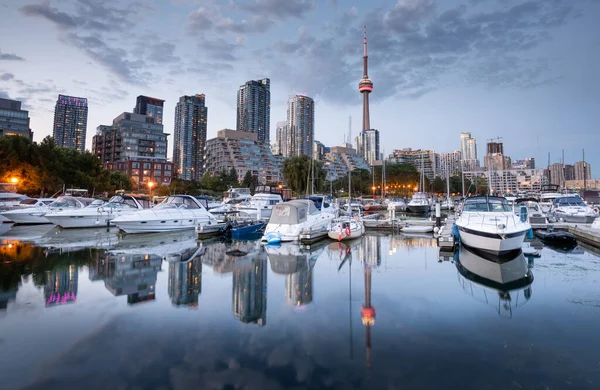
[198,38,241,61]
[0,72,15,81]
[186,7,215,33]
[0,50,26,61]
[240,0,316,19]
[0,91,10,99]
[20,1,78,29]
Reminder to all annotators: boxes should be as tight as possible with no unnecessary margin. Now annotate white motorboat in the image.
[0,198,55,224]
[546,195,598,224]
[455,196,531,255]
[209,187,253,215]
[112,195,217,234]
[387,199,406,211]
[41,196,100,225]
[328,216,365,241]
[440,198,455,211]
[44,195,147,228]
[456,245,533,317]
[0,184,29,223]
[538,184,562,214]
[401,224,434,234]
[407,192,430,213]
[234,186,284,220]
[514,197,546,224]
[262,199,336,244]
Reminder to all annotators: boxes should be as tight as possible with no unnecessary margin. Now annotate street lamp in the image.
[372,186,376,197]
[148,181,154,201]
[10,177,18,184]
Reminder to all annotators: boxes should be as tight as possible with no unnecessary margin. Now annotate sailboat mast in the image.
[445,159,450,201]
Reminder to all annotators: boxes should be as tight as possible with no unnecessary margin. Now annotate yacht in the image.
[233,186,286,220]
[42,196,100,225]
[262,199,336,244]
[455,196,531,255]
[0,198,55,224]
[407,192,430,213]
[112,195,217,234]
[455,246,533,317]
[44,195,147,229]
[210,187,253,215]
[546,195,598,224]
[387,199,407,211]
[440,198,455,211]
[538,184,562,214]
[514,197,546,224]
[328,215,365,241]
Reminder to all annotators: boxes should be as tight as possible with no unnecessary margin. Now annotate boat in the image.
[400,224,434,233]
[534,227,577,246]
[233,186,287,220]
[440,198,454,211]
[261,199,336,243]
[223,219,265,239]
[0,183,28,210]
[41,196,101,224]
[0,198,55,224]
[362,198,383,211]
[112,195,217,234]
[328,216,365,241]
[455,245,534,317]
[514,197,546,224]
[407,192,430,213]
[538,184,562,214]
[455,196,531,255]
[387,199,406,212]
[44,195,147,228]
[546,195,598,224]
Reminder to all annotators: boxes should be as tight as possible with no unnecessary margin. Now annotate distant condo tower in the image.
[173,94,208,181]
[53,94,88,152]
[134,95,165,125]
[356,26,380,165]
[237,78,270,144]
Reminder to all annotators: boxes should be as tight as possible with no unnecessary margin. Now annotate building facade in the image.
[574,161,592,181]
[236,78,270,144]
[388,149,437,181]
[436,151,462,179]
[512,158,535,169]
[0,98,32,139]
[550,163,565,186]
[286,94,314,158]
[273,121,287,156]
[172,94,207,181]
[134,95,164,124]
[324,143,371,181]
[460,132,479,171]
[92,112,172,186]
[356,129,380,166]
[203,129,282,184]
[53,94,88,152]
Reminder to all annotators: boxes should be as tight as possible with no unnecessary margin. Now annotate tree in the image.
[109,171,132,191]
[228,167,239,188]
[432,177,445,194]
[282,156,325,195]
[242,170,253,188]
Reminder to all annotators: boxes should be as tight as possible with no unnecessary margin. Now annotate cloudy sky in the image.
[1,0,599,173]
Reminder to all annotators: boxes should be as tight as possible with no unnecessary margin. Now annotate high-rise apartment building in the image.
[286,94,314,158]
[92,112,172,186]
[460,132,479,171]
[0,98,32,139]
[203,129,282,184]
[436,151,462,179]
[274,121,288,156]
[236,78,270,144]
[173,94,208,181]
[53,94,88,152]
[550,163,565,186]
[574,161,592,181]
[564,164,575,181]
[134,95,164,124]
[356,129,380,166]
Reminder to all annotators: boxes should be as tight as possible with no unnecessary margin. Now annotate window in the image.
[154,164,162,169]
[143,163,151,169]
[132,162,139,169]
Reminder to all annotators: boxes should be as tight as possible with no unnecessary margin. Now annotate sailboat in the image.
[328,168,365,241]
[441,160,454,210]
[407,153,431,213]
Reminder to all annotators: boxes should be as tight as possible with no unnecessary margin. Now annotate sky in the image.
[0,0,599,175]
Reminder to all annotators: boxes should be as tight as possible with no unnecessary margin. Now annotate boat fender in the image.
[527,228,534,239]
[345,226,351,236]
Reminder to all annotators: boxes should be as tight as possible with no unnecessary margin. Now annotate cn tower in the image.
[358,26,373,131]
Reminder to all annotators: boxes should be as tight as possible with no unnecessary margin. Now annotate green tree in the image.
[432,177,445,193]
[109,171,132,191]
[241,170,253,188]
[282,156,325,195]
[228,167,239,187]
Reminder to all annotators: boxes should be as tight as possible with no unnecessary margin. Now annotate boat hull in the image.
[0,211,50,224]
[45,214,115,228]
[548,213,597,224]
[328,226,365,241]
[407,205,430,213]
[458,226,527,255]
[115,217,214,234]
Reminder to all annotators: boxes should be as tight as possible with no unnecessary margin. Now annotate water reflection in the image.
[232,254,267,326]
[455,246,534,317]
[45,266,78,307]
[168,247,204,307]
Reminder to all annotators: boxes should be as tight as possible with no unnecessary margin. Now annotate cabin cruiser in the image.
[44,195,147,229]
[209,187,253,215]
[262,199,336,243]
[0,198,55,224]
[514,197,546,224]
[407,192,430,213]
[233,186,285,220]
[361,198,383,211]
[455,196,531,255]
[112,195,217,234]
[546,195,598,223]
[455,246,533,317]
[387,199,406,211]
[41,196,100,225]
[538,184,562,214]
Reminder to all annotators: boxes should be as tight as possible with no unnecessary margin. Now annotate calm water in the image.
[1,224,599,390]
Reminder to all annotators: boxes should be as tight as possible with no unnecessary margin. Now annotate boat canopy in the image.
[156,195,204,210]
[463,196,512,212]
[553,196,585,206]
[269,200,318,225]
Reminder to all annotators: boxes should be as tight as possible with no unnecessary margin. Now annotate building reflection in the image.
[44,266,78,307]
[202,240,261,274]
[358,238,377,368]
[356,235,381,267]
[285,266,313,306]
[167,247,205,307]
[91,252,161,305]
[232,255,267,326]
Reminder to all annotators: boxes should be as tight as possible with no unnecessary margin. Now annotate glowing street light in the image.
[10,177,18,184]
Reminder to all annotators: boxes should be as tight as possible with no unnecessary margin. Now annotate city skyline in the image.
[1,0,599,172]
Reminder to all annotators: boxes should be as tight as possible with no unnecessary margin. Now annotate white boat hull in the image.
[115,216,214,234]
[45,214,116,229]
[328,222,365,241]
[401,225,434,233]
[0,211,50,224]
[458,227,527,255]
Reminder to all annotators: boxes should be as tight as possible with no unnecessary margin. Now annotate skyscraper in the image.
[173,94,208,181]
[274,121,288,156]
[134,95,165,124]
[357,27,380,165]
[0,98,32,139]
[574,161,592,181]
[286,94,314,157]
[236,78,270,144]
[53,94,88,152]
[460,132,479,171]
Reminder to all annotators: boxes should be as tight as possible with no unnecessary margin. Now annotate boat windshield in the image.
[104,196,139,209]
[19,199,38,206]
[85,199,105,208]
[463,197,512,212]
[49,196,82,208]
[156,196,200,210]
[554,196,586,207]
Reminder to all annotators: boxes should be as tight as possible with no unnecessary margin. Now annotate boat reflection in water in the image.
[266,241,327,306]
[455,245,534,317]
